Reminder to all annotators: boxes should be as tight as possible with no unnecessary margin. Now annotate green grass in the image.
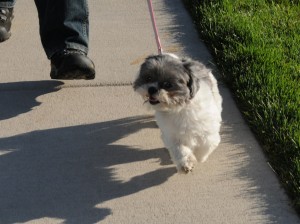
[182,0,300,211]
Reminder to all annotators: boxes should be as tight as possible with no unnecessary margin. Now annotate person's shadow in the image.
[0,81,64,121]
[0,94,175,223]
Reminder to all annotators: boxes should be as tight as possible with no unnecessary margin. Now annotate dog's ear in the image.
[182,58,201,98]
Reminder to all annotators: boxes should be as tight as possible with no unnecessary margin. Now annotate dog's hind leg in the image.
[194,133,221,163]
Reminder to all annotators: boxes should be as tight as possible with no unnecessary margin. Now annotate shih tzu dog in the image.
[133,53,222,173]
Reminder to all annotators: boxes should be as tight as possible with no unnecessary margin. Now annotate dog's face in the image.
[133,54,200,111]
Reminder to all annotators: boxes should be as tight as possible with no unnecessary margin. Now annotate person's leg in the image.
[34,0,95,79]
[34,0,89,58]
[0,0,15,42]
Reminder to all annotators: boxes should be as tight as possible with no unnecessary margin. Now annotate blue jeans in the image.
[0,0,89,58]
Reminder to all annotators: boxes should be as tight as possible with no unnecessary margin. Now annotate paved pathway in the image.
[0,0,299,223]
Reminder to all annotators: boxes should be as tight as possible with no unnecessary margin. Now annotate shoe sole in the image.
[50,68,95,80]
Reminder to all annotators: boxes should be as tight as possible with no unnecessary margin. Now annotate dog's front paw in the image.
[177,154,197,174]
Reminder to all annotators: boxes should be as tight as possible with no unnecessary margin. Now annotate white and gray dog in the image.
[133,53,222,173]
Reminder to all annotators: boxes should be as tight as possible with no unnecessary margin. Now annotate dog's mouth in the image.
[147,96,160,105]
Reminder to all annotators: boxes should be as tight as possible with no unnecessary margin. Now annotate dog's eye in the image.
[145,76,152,82]
[161,82,173,89]
[179,79,185,84]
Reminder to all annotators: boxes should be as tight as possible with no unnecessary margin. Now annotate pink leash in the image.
[147,0,163,55]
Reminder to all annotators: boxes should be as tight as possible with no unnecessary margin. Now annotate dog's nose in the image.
[148,86,158,95]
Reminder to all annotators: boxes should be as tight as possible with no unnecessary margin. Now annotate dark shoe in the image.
[50,49,95,80]
[0,8,14,42]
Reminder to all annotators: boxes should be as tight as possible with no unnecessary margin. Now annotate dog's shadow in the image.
[0,115,175,224]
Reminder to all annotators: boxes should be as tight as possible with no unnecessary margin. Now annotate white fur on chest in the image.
[155,81,221,145]
[155,80,222,170]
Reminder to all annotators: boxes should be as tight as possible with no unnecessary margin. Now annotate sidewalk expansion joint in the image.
[0,82,133,92]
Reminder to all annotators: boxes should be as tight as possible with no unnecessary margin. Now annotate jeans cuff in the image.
[47,43,89,59]
[66,43,88,55]
[0,1,16,8]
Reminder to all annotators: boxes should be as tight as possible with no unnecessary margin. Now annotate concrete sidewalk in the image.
[0,0,299,223]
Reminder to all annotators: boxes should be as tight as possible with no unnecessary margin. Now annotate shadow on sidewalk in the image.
[0,115,175,223]
[157,0,214,66]
[0,81,63,121]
